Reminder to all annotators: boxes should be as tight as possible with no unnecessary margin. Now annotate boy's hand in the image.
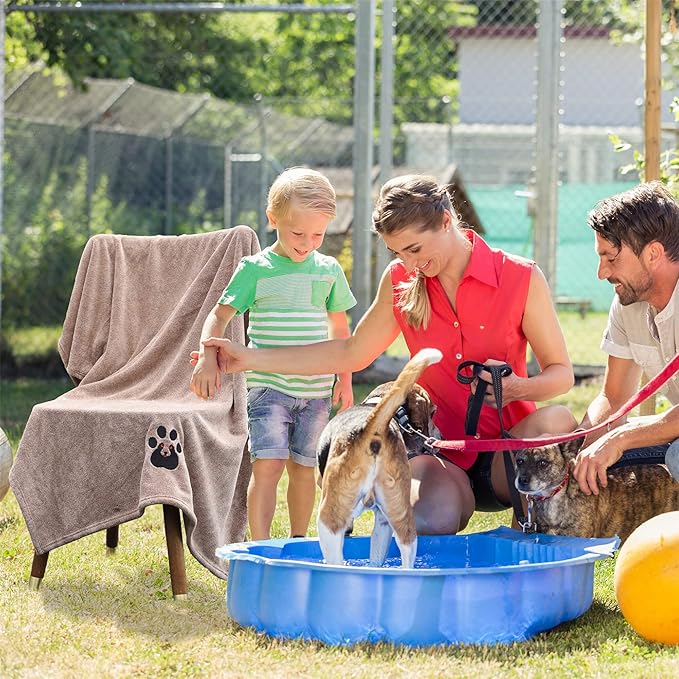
[190,355,221,400]
[333,376,354,412]
[189,338,248,373]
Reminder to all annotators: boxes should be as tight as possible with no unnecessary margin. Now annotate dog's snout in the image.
[370,439,381,456]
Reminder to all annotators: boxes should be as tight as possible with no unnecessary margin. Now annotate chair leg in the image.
[29,551,49,591]
[162,504,188,600]
[106,525,119,556]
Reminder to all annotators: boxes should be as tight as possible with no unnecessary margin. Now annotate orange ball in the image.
[614,511,679,645]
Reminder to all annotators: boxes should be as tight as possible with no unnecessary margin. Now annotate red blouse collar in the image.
[461,229,500,289]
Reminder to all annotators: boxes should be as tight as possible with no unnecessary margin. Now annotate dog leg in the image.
[369,509,393,566]
[317,518,345,565]
[392,532,417,569]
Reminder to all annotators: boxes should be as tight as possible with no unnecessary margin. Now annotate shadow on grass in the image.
[238,598,642,661]
[37,572,236,641]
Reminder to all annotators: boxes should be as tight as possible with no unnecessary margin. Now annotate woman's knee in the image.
[410,457,474,534]
[512,404,576,437]
[538,404,577,433]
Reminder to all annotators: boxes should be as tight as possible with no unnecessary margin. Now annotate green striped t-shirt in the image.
[218,247,356,398]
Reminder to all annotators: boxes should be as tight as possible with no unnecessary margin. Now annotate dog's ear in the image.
[404,385,431,434]
[559,435,585,461]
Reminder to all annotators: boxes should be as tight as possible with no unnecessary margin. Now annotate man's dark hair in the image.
[588,181,679,260]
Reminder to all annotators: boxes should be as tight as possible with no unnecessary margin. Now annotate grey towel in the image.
[11,226,260,578]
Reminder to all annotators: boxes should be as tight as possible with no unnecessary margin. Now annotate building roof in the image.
[321,163,485,236]
[449,24,610,40]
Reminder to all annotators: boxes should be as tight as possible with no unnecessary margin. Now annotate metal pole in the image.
[352,0,376,325]
[7,3,355,14]
[256,94,269,246]
[165,134,173,235]
[445,96,454,165]
[86,126,95,238]
[224,144,232,229]
[375,0,394,293]
[0,7,5,331]
[533,0,563,292]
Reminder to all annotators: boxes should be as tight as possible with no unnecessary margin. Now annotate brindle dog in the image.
[514,437,679,543]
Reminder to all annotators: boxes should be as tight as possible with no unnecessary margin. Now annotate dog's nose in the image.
[518,475,529,487]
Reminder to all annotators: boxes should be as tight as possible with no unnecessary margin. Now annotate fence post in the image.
[0,6,5,327]
[375,0,394,294]
[352,0,376,325]
[533,0,563,292]
[256,93,269,247]
[86,126,96,238]
[165,132,174,235]
[223,144,232,229]
[640,0,662,417]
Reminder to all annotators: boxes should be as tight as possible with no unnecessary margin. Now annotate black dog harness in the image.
[362,397,439,459]
[456,360,530,529]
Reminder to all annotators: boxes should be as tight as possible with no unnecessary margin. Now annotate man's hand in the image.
[332,377,354,413]
[572,431,625,495]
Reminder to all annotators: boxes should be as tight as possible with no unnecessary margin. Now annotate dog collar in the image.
[522,468,570,502]
[361,398,437,455]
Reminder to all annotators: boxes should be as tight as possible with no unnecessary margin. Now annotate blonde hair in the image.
[267,167,336,219]
[372,174,459,330]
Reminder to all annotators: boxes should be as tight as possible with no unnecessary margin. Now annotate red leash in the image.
[433,351,679,453]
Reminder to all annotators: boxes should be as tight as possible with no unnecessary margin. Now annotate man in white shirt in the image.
[573,181,679,494]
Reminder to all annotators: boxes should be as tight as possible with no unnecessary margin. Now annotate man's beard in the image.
[612,273,653,306]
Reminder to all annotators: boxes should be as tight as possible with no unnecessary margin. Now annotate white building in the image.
[404,25,678,185]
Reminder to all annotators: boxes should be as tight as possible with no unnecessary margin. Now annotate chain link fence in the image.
[395,0,678,367]
[2,0,678,372]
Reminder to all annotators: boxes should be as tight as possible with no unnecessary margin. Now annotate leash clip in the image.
[519,497,536,534]
[422,436,437,454]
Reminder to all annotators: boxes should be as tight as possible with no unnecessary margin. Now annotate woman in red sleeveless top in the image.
[200,175,576,535]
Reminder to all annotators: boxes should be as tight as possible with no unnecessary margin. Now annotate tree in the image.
[266,0,476,125]
[18,4,271,101]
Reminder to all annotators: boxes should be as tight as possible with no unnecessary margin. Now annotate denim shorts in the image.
[247,387,331,467]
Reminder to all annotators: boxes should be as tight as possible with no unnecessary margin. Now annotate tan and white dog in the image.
[316,348,442,568]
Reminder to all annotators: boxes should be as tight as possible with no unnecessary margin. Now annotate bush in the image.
[0,325,66,378]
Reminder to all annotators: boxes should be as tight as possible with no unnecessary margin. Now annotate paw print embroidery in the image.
[148,425,183,470]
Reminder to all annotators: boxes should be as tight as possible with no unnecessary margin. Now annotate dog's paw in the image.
[148,425,183,470]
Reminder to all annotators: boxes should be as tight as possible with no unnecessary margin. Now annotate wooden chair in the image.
[12,227,259,599]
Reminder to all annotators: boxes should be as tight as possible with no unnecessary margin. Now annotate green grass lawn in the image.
[2,374,679,677]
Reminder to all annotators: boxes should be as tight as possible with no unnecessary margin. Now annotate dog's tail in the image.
[365,348,443,435]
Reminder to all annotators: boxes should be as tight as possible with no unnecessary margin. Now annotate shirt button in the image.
[456,353,462,360]
[453,321,459,328]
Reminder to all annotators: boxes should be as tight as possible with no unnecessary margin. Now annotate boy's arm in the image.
[328,310,353,411]
[191,303,237,400]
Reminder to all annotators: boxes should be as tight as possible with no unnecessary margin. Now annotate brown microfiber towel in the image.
[10,226,260,579]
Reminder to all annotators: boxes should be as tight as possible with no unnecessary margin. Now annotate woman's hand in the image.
[470,358,525,407]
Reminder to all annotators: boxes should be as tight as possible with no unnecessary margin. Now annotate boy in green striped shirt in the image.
[191,168,356,540]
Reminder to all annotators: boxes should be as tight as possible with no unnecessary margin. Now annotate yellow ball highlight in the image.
[614,511,679,645]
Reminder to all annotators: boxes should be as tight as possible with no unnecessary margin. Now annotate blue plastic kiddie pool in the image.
[216,527,618,646]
